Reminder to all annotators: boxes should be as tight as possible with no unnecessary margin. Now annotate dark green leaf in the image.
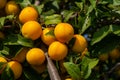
[81,16,91,34]
[91,26,111,45]
[23,67,42,80]
[111,25,120,36]
[92,34,120,54]
[17,34,33,47]
[81,57,99,79]
[1,65,14,80]
[63,62,81,80]
[3,34,19,45]
[0,46,10,55]
[0,62,7,70]
[61,10,74,22]
[75,2,83,11]
[52,1,60,10]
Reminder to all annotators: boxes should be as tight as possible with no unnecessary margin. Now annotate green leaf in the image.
[52,1,60,10]
[61,10,74,22]
[35,4,44,14]
[0,46,10,55]
[1,65,14,80]
[81,16,91,34]
[45,30,55,36]
[44,14,62,25]
[81,57,99,79]
[0,62,7,70]
[63,62,81,80]
[75,2,83,11]
[91,26,111,45]
[18,0,32,8]
[17,34,34,47]
[92,34,120,54]
[89,0,96,9]
[0,17,6,29]
[111,25,120,36]
[23,67,42,80]
[113,0,120,5]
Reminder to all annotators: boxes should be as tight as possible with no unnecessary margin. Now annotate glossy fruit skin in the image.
[0,0,7,9]
[19,6,38,24]
[41,27,56,46]
[48,41,68,61]
[21,21,42,40]
[8,61,22,79]
[0,57,7,74]
[5,1,20,15]
[72,34,87,53]
[54,23,74,43]
[26,48,45,66]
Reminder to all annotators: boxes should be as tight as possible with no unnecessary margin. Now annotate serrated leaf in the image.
[63,62,81,80]
[91,26,111,45]
[81,16,91,34]
[17,35,33,47]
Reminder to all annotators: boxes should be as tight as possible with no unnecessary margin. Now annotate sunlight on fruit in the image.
[48,41,68,61]
[72,34,87,53]
[41,27,56,46]
[5,1,20,15]
[26,48,45,66]
[8,61,22,79]
[0,57,7,74]
[19,6,38,24]
[21,21,42,40]
[54,23,74,43]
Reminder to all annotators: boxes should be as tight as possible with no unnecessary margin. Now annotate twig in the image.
[103,62,120,80]
[34,0,40,6]
[45,52,61,80]
[108,62,120,74]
